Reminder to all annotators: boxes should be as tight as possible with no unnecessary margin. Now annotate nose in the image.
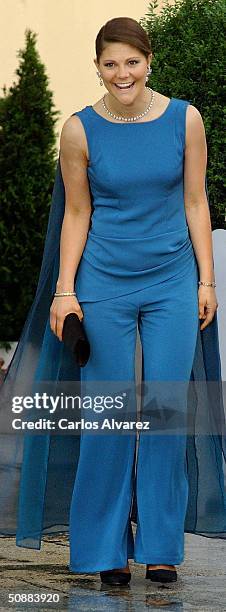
[117,67,130,79]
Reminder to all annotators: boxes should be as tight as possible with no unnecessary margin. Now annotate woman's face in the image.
[94,43,152,104]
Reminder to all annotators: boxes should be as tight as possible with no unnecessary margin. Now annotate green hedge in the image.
[141,0,226,229]
[0,30,60,347]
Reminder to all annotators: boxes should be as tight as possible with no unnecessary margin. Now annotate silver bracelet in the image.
[198,281,216,288]
[54,291,77,297]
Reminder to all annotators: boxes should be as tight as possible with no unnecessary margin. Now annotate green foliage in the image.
[140,0,226,229]
[0,30,60,346]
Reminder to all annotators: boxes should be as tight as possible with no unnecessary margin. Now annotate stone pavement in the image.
[0,531,225,611]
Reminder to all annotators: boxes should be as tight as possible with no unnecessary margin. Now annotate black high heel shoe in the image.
[100,568,131,586]
[145,566,177,583]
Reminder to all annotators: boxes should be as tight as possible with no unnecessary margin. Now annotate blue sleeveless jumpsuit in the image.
[69,98,199,572]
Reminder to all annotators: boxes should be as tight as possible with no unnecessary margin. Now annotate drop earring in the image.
[146,66,152,83]
[96,71,103,86]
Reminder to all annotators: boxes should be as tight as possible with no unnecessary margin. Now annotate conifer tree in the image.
[0,30,60,347]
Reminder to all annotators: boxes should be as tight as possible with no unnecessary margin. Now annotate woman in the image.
[1,16,225,588]
[49,17,219,585]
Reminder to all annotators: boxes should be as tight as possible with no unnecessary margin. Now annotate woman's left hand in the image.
[198,286,218,330]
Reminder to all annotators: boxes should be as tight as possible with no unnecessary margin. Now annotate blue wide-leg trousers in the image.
[69,264,199,572]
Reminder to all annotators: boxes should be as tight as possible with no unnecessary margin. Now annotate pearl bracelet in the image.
[198,281,216,288]
[54,291,77,297]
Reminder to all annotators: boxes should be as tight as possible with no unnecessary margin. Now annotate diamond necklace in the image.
[101,87,155,122]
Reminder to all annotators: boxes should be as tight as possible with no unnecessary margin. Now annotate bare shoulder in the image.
[60,114,89,165]
[186,104,204,133]
[185,104,206,147]
[186,103,204,124]
[59,115,92,215]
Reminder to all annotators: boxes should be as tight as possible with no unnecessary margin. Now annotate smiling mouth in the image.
[114,82,135,90]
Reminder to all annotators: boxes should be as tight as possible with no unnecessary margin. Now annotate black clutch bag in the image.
[62,313,90,367]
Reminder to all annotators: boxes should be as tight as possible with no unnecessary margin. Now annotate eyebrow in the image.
[103,57,141,62]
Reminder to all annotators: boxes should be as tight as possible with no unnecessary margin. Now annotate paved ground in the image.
[0,531,225,611]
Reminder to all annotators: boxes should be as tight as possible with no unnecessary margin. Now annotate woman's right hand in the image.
[50,296,84,342]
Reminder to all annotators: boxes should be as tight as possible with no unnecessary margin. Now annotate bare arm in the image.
[57,115,92,291]
[50,115,92,340]
[184,105,218,330]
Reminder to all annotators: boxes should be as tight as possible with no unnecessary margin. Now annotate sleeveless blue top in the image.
[73,97,195,301]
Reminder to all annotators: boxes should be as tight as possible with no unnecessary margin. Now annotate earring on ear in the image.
[96,71,103,86]
[146,66,152,82]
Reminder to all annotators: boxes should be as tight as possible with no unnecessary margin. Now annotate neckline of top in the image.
[87,97,174,125]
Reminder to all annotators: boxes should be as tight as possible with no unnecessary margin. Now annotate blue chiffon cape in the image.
[0,157,225,550]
